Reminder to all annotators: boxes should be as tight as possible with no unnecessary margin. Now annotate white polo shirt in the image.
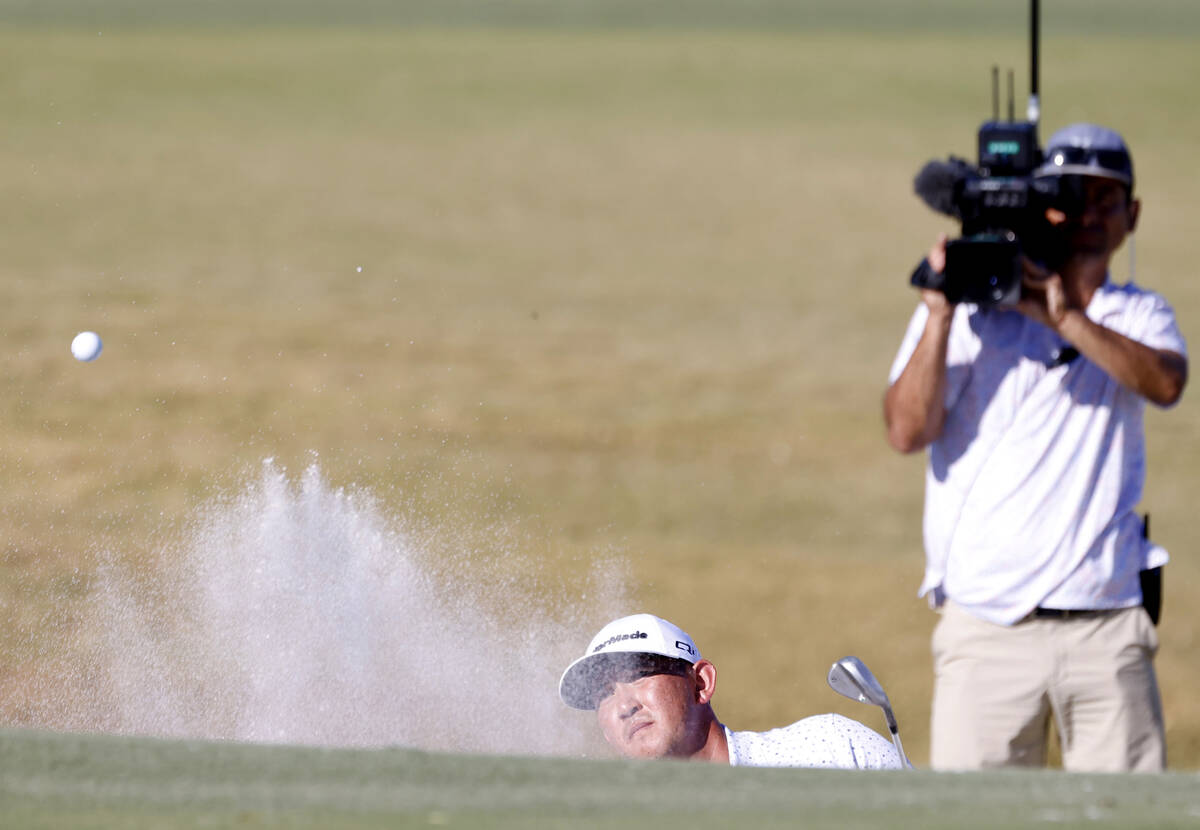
[889,280,1186,625]
[725,714,904,769]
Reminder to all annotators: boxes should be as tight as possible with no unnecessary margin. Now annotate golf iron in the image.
[827,656,912,768]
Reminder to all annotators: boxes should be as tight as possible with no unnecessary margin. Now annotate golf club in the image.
[827,655,912,768]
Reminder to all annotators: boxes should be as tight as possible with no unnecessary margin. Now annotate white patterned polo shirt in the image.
[725,713,904,769]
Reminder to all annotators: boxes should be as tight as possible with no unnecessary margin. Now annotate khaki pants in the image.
[931,601,1165,772]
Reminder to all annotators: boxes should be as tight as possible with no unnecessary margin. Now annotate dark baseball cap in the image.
[1034,123,1134,189]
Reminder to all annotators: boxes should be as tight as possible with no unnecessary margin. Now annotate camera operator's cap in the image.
[559,613,701,710]
[1035,122,1134,188]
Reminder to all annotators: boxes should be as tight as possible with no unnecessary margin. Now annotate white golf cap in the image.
[558,613,701,710]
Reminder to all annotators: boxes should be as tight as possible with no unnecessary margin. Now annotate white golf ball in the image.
[71,331,103,362]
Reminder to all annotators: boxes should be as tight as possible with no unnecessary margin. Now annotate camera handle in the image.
[910,258,947,295]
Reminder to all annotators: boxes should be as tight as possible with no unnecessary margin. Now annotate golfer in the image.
[559,613,904,768]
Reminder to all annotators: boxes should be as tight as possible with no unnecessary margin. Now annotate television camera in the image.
[910,0,1081,307]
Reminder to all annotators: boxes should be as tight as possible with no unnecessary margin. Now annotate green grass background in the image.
[2,0,1200,794]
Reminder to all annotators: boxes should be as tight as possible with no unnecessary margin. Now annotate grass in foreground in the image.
[3,727,1200,829]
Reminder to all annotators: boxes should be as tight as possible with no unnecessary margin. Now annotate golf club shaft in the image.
[882,703,910,767]
[883,704,899,737]
[891,731,912,768]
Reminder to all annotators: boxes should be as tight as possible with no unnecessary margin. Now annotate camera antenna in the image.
[991,66,1000,121]
[1028,0,1040,124]
[1007,70,1015,122]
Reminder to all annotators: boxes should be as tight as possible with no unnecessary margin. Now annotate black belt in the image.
[1032,607,1113,620]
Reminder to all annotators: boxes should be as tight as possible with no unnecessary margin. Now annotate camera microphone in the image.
[913,157,974,219]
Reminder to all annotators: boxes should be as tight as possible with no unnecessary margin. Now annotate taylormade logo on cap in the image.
[584,615,699,661]
[593,630,649,653]
[558,613,702,710]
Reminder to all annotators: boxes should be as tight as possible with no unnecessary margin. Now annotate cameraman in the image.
[884,124,1187,771]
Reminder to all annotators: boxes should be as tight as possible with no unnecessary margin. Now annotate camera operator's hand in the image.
[1017,257,1074,331]
[1017,255,1187,406]
[920,235,954,319]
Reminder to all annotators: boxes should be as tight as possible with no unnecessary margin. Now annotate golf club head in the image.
[827,656,890,709]
[828,655,911,768]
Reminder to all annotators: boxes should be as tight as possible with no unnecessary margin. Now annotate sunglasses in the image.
[1042,146,1133,184]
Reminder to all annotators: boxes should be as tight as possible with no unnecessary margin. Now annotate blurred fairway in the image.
[6,0,1200,34]
[2,0,1200,776]
[4,727,1200,829]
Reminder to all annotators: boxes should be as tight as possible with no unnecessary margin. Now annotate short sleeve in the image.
[1132,291,1187,357]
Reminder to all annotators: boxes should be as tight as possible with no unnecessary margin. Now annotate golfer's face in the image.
[595,664,697,760]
